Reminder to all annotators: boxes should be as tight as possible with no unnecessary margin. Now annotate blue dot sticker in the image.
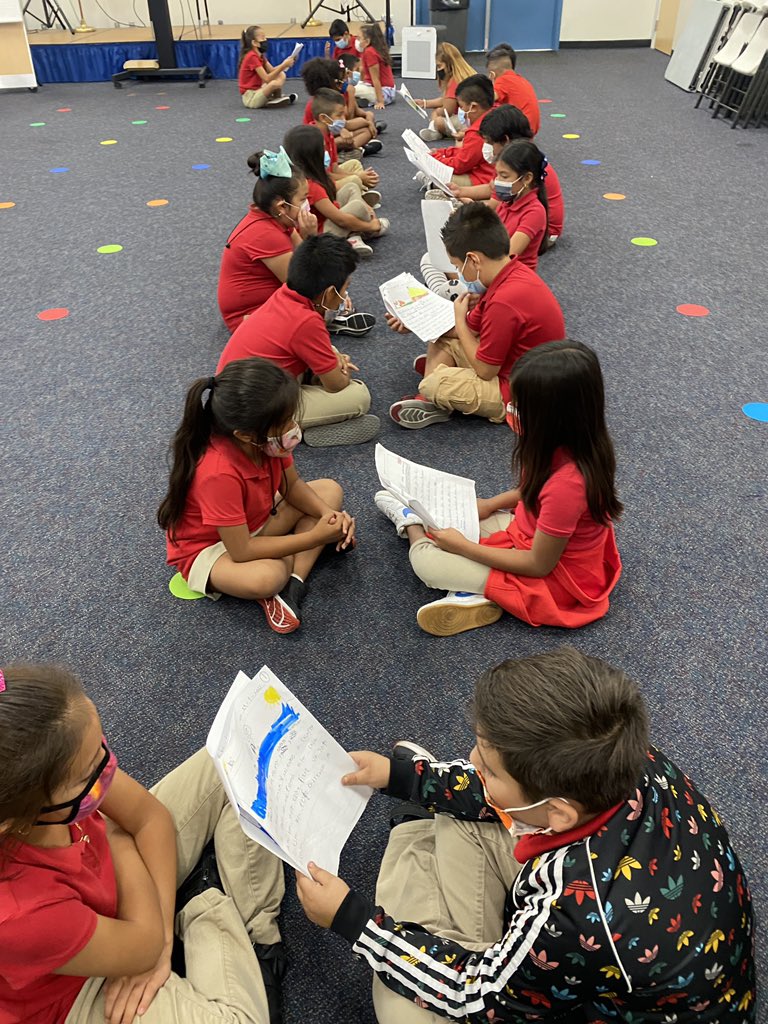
[742,402,768,423]
[192,163,210,170]
[49,167,69,173]
[581,159,601,166]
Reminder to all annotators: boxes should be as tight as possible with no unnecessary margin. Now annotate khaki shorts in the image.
[185,497,279,599]
[419,336,506,423]
[241,88,268,109]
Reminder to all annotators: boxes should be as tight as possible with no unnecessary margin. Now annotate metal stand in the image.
[22,0,74,34]
[112,0,210,87]
[301,1,378,31]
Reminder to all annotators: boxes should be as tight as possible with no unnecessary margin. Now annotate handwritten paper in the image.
[404,147,455,198]
[400,83,429,119]
[421,199,455,274]
[402,127,430,156]
[375,444,480,541]
[379,271,455,343]
[206,667,372,876]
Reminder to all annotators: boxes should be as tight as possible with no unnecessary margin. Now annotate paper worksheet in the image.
[421,199,455,274]
[290,42,304,60]
[403,147,455,197]
[399,83,429,119]
[402,127,430,156]
[375,443,480,542]
[206,667,372,877]
[379,271,455,343]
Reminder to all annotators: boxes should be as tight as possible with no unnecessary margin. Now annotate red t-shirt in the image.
[0,813,117,1024]
[543,160,564,236]
[445,78,458,100]
[495,189,547,271]
[361,46,395,88]
[466,257,565,407]
[166,435,293,578]
[217,283,338,381]
[493,69,540,134]
[305,178,338,232]
[217,207,294,333]
[303,97,314,124]
[332,35,358,61]
[239,50,265,94]
[432,118,495,185]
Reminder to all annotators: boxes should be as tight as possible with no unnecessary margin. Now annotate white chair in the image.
[695,10,763,106]
[713,14,768,123]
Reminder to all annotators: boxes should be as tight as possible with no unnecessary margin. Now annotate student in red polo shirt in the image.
[300,57,382,156]
[0,663,289,1024]
[324,18,358,62]
[392,203,564,430]
[414,42,477,141]
[218,236,380,449]
[354,21,396,108]
[489,140,549,271]
[486,44,540,134]
[159,358,354,632]
[237,24,298,110]
[311,90,381,197]
[428,75,496,187]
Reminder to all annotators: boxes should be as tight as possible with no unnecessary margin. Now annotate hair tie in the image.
[260,146,293,180]
[0,670,6,693]
[541,154,549,180]
[202,376,216,409]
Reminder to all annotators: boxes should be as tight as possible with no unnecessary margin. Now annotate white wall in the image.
[560,0,658,42]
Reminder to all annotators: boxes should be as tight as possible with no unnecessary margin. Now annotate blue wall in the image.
[413,0,562,52]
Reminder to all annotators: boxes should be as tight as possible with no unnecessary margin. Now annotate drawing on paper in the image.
[252,700,300,818]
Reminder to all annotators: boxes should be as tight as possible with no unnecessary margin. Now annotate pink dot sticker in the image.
[676,304,710,317]
[155,105,170,110]
[56,107,72,112]
[539,98,553,103]
[37,307,70,321]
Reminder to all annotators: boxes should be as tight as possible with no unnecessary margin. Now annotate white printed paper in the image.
[421,199,455,274]
[400,83,429,119]
[402,127,430,156]
[206,667,372,877]
[404,148,455,197]
[291,41,304,59]
[379,271,455,343]
[375,443,480,541]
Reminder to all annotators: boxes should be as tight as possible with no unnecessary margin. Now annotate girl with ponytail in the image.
[238,24,298,110]
[489,139,551,270]
[158,357,355,634]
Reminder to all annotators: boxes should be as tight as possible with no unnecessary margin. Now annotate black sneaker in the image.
[175,839,223,915]
[393,740,436,762]
[253,941,288,1024]
[362,139,383,157]
[327,311,376,336]
[375,121,387,134]
[288,93,298,104]
[277,576,306,620]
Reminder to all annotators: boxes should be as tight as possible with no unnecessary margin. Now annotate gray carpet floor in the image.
[1,47,766,1022]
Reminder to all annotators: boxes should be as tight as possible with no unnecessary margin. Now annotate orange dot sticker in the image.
[37,307,70,321]
[539,98,553,103]
[603,193,626,201]
[0,201,16,209]
[155,105,170,110]
[676,304,710,317]
[56,107,72,112]
[146,199,169,207]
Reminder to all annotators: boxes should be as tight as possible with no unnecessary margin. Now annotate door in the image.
[654,0,681,54]
[418,0,563,52]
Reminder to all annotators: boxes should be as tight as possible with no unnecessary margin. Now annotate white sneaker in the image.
[416,592,503,636]
[362,189,382,208]
[413,171,430,190]
[373,217,390,236]
[348,234,373,258]
[393,740,436,762]
[419,126,442,142]
[374,490,424,537]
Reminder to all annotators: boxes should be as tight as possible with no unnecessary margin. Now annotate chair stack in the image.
[694,3,768,127]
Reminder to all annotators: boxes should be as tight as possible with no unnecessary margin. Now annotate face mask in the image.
[355,38,365,53]
[263,425,302,458]
[323,150,331,169]
[339,34,350,47]
[329,117,346,137]
[493,174,523,203]
[436,68,446,81]
[457,107,470,128]
[479,772,571,840]
[36,741,118,826]
[257,40,268,53]
[351,70,361,86]
[458,254,486,295]
[482,142,496,165]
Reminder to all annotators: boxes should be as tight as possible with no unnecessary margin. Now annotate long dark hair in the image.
[157,359,300,538]
[283,125,337,202]
[498,139,550,254]
[360,21,391,65]
[244,151,305,212]
[510,340,623,525]
[0,664,89,857]
[239,25,261,69]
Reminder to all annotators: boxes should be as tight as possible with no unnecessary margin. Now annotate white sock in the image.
[420,252,453,300]
[290,573,304,584]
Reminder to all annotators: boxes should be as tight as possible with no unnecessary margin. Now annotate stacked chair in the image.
[694,2,768,127]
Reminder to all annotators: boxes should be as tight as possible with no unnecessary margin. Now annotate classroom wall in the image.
[560,0,657,42]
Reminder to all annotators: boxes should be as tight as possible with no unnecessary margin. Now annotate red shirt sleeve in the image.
[513,196,547,241]
[197,469,251,528]
[302,98,314,124]
[534,463,588,538]
[293,317,340,377]
[471,294,524,371]
[238,51,264,93]
[445,79,458,100]
[432,125,485,176]
[240,217,293,263]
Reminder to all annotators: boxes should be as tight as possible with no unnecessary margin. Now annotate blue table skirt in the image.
[30,36,328,85]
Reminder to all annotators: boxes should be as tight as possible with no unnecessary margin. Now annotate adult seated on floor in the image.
[217,235,380,449]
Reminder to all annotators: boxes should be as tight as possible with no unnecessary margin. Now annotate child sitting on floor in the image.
[414,41,477,141]
[486,43,540,134]
[354,21,396,109]
[159,358,355,633]
[425,74,496,188]
[311,89,381,196]
[324,17,358,62]
[300,57,382,157]
[237,25,298,110]
[217,236,380,449]
[391,203,564,430]
[488,139,550,271]
[378,340,621,634]
[296,647,756,1023]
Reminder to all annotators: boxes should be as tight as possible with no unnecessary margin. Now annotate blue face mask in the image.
[493,175,523,204]
[351,70,361,86]
[457,106,471,127]
[459,254,486,295]
[323,150,331,169]
[329,117,346,137]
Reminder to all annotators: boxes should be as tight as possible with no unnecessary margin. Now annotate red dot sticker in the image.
[57,107,72,112]
[676,304,710,317]
[37,307,70,321]
[155,105,170,110]
[539,98,553,103]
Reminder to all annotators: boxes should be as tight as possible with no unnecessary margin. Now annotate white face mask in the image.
[482,142,496,164]
[482,779,572,839]
[355,38,365,53]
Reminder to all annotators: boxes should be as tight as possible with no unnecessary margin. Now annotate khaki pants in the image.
[372,814,522,1023]
[409,511,512,593]
[66,750,284,1024]
[299,378,372,428]
[241,88,268,109]
[419,337,506,422]
[324,178,373,239]
[337,157,368,191]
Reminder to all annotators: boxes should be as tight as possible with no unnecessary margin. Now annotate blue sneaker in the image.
[417,591,502,636]
[374,490,424,537]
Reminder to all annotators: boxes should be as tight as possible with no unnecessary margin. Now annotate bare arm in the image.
[256,55,295,83]
[368,63,384,107]
[432,528,568,577]
[452,297,499,381]
[452,182,493,200]
[261,251,292,283]
[509,230,534,257]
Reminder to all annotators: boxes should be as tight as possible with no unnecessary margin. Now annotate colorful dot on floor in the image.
[100,139,118,145]
[97,243,123,253]
[0,202,16,209]
[539,98,553,103]
[215,137,233,143]
[235,116,251,122]
[581,159,601,166]
[550,112,566,118]
[169,572,205,600]
[131,119,148,125]
[192,163,211,170]
[603,193,626,201]
[146,198,169,206]
[30,121,46,127]
[562,133,581,139]
[49,167,69,173]
[56,107,71,112]
[37,307,70,321]
[155,105,170,110]
[742,402,768,422]
[676,304,710,317]
[631,237,658,247]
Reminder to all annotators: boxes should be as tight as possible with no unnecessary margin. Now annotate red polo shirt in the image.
[432,118,495,184]
[166,435,293,578]
[332,36,358,61]
[361,46,395,88]
[305,178,339,231]
[218,283,339,381]
[493,69,540,134]
[0,812,117,1024]
[239,50,265,94]
[466,256,565,407]
[544,160,564,236]
[217,207,294,333]
[303,97,314,124]
[495,189,547,271]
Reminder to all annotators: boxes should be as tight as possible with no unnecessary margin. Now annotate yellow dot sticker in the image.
[0,201,16,209]
[215,136,233,143]
[562,133,581,139]
[100,139,118,145]
[631,237,658,247]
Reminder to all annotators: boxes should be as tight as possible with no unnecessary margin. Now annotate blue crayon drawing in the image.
[252,703,300,818]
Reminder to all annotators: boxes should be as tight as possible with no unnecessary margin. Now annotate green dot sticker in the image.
[30,121,46,127]
[169,572,206,600]
[550,113,566,118]
[97,244,123,253]
[235,116,251,122]
[631,237,658,247]
[132,119,148,125]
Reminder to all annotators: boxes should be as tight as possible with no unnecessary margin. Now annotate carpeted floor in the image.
[1,47,766,1022]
